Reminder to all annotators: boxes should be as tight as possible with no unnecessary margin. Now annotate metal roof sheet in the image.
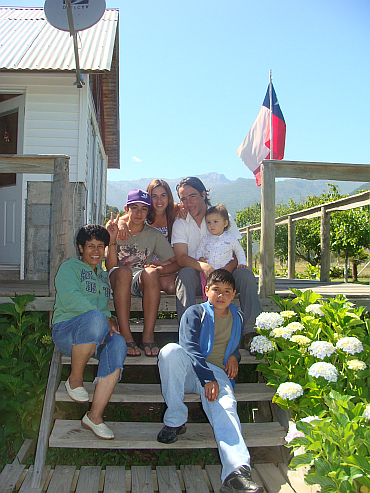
[0,7,118,71]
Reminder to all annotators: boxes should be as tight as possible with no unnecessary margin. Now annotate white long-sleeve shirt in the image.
[195,230,246,269]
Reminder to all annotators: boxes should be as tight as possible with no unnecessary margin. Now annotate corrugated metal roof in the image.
[0,7,118,71]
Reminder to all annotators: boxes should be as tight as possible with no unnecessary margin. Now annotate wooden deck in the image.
[0,462,319,493]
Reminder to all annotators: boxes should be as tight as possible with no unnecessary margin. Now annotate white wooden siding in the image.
[0,72,108,223]
[24,84,79,181]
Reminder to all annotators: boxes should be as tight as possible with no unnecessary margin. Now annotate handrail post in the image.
[31,347,62,489]
[246,226,253,271]
[259,161,275,297]
[320,206,331,282]
[287,215,296,279]
[49,157,69,296]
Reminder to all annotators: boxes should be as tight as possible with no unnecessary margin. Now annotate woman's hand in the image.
[175,202,188,220]
[107,316,120,336]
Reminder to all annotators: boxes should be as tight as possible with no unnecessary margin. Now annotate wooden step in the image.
[49,420,286,449]
[128,319,178,332]
[1,463,316,493]
[56,382,275,403]
[61,349,262,366]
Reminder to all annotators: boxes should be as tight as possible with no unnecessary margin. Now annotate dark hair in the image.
[205,204,230,231]
[176,177,211,207]
[146,179,176,242]
[206,268,235,290]
[76,224,110,249]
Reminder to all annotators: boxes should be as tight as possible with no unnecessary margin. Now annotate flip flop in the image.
[140,342,159,357]
[126,341,141,357]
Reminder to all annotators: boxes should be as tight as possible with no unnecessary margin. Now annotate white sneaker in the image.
[65,379,89,403]
[81,413,114,440]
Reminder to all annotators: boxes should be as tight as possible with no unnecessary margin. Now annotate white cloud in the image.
[132,156,142,162]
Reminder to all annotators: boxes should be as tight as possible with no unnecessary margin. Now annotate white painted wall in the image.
[0,71,108,223]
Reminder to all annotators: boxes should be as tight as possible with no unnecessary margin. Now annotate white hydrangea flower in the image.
[285,322,305,333]
[256,312,284,330]
[308,362,338,382]
[276,382,304,400]
[250,335,274,354]
[306,304,324,316]
[347,359,367,371]
[290,335,311,346]
[308,341,336,360]
[285,422,305,443]
[301,415,320,423]
[270,326,295,340]
[280,310,296,319]
[336,337,363,355]
[364,406,370,420]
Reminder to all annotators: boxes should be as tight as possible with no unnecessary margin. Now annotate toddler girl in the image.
[196,204,247,300]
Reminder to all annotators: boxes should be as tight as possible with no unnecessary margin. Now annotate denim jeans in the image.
[175,267,262,334]
[158,343,250,481]
[52,310,126,381]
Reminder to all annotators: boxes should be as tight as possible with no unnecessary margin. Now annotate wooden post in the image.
[31,347,62,489]
[287,215,296,279]
[246,227,253,270]
[259,161,275,297]
[49,157,69,296]
[320,206,331,282]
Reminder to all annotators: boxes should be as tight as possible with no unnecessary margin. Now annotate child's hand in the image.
[237,264,247,269]
[106,212,119,241]
[117,215,131,241]
[225,355,238,379]
[204,381,219,402]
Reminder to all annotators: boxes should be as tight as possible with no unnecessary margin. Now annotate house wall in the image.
[0,72,108,280]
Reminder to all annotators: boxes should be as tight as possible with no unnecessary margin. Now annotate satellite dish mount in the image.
[65,0,84,88]
[44,0,106,89]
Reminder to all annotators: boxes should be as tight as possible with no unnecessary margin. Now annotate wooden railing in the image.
[240,190,370,282]
[0,154,70,296]
[240,160,370,297]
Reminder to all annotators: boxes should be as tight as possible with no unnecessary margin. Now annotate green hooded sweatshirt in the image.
[52,258,111,325]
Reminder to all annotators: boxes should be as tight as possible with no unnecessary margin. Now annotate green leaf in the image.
[289,453,314,468]
[306,472,336,488]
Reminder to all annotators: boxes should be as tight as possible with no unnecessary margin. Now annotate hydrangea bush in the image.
[252,289,370,492]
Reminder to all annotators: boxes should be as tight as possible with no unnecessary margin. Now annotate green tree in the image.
[236,184,370,276]
[105,205,124,224]
[331,206,370,282]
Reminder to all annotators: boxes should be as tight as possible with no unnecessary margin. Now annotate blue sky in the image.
[8,0,370,182]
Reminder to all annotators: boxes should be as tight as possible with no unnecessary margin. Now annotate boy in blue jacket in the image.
[157,269,264,493]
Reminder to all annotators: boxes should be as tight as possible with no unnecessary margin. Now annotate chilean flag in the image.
[237,83,286,187]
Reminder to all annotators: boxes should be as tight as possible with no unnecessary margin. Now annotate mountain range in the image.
[107,174,369,216]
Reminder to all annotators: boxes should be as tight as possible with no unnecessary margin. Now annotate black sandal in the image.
[140,342,159,357]
[126,341,141,357]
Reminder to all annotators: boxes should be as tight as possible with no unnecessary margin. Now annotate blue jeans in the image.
[158,343,250,481]
[52,310,126,381]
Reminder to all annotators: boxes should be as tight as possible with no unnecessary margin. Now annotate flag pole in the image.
[269,69,273,159]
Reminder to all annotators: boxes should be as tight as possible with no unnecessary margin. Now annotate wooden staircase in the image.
[28,296,290,491]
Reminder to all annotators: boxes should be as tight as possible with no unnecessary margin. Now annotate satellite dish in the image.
[44,0,106,32]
